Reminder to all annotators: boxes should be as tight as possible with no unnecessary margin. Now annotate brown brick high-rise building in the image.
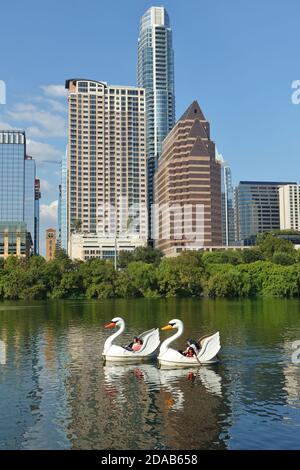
[155,101,222,256]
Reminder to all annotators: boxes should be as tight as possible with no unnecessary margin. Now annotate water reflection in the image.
[1,299,300,449]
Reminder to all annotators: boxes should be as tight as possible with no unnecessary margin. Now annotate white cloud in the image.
[26,138,62,163]
[40,200,58,224]
[0,121,13,129]
[40,179,53,191]
[7,103,66,138]
[34,96,66,113]
[41,85,67,97]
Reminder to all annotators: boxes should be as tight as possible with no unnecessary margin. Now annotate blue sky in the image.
[0,0,300,254]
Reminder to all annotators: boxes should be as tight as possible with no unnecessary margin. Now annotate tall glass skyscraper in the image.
[25,156,36,249]
[137,6,175,230]
[0,130,40,254]
[216,151,235,246]
[0,130,25,222]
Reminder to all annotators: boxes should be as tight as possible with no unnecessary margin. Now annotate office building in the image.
[34,178,41,254]
[235,181,297,243]
[216,152,235,246]
[137,6,175,231]
[25,156,40,254]
[0,130,26,222]
[65,79,147,259]
[69,232,146,262]
[59,149,68,252]
[155,101,222,256]
[279,184,300,231]
[45,228,56,261]
[0,222,32,259]
[0,130,39,254]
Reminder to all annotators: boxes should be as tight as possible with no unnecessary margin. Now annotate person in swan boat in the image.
[181,339,200,357]
[125,336,143,352]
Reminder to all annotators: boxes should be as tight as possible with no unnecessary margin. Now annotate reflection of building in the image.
[65,79,147,259]
[235,181,297,243]
[0,222,32,259]
[279,184,300,231]
[0,131,40,255]
[282,342,300,407]
[46,228,56,260]
[155,101,222,256]
[137,6,175,232]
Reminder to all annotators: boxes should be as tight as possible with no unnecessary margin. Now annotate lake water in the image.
[0,298,300,450]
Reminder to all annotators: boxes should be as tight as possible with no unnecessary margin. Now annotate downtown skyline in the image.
[0,0,300,254]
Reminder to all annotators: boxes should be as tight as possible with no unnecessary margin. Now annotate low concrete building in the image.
[69,233,146,262]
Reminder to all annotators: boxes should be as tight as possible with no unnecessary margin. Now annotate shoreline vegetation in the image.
[1,232,300,301]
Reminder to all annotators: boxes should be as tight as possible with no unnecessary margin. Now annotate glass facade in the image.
[0,222,29,258]
[24,157,36,251]
[0,131,25,222]
[220,160,235,245]
[0,131,38,255]
[137,7,175,232]
[235,181,297,243]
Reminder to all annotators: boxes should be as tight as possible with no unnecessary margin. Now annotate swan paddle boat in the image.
[158,319,220,367]
[103,317,160,362]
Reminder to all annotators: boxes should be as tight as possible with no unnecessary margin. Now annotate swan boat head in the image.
[161,319,183,332]
[103,317,125,355]
[104,317,125,330]
[159,319,184,356]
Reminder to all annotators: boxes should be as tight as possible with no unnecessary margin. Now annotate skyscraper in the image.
[34,178,41,254]
[216,152,235,246]
[137,6,175,230]
[0,130,25,222]
[155,101,222,256]
[25,156,40,254]
[235,181,297,243]
[0,130,39,254]
[59,148,68,252]
[279,184,300,231]
[65,79,147,260]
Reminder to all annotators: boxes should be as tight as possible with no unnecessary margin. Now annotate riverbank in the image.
[1,235,300,300]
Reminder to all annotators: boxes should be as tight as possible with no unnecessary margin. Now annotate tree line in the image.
[1,232,300,300]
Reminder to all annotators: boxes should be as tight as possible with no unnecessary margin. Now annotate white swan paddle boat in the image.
[102,317,160,362]
[158,319,220,367]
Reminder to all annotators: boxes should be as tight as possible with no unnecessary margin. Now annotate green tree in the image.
[157,253,203,297]
[256,232,296,259]
[126,261,159,297]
